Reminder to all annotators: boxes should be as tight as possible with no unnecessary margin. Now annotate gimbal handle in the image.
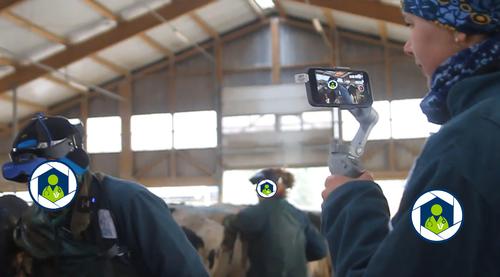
[328,107,378,177]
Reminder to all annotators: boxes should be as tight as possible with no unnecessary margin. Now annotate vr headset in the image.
[249,169,280,185]
[2,114,88,183]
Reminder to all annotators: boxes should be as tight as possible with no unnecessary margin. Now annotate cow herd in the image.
[0,195,332,277]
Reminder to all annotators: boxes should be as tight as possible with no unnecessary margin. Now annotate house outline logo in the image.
[411,190,463,242]
[28,161,78,210]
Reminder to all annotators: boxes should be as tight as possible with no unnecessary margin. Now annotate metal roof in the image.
[0,0,407,125]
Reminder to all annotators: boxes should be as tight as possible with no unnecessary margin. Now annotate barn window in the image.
[86,116,122,153]
[391,99,440,139]
[148,186,219,206]
[302,111,332,130]
[222,170,259,205]
[279,115,302,131]
[222,114,276,134]
[377,179,406,217]
[341,100,391,141]
[131,113,172,151]
[173,110,217,149]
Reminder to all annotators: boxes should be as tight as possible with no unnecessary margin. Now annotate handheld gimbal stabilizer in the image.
[296,68,378,177]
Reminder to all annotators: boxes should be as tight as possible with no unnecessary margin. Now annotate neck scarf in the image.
[421,33,500,124]
[402,0,500,124]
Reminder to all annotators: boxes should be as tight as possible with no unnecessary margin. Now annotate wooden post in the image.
[214,38,224,202]
[167,56,177,179]
[271,17,281,84]
[119,77,133,179]
[80,94,89,149]
[379,21,396,171]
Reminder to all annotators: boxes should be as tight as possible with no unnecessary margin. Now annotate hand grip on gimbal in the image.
[328,153,364,178]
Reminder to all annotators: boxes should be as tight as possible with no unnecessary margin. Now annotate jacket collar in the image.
[446,69,500,119]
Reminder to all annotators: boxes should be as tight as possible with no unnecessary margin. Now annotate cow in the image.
[0,195,30,277]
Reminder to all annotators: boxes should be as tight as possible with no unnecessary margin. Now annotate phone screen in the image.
[308,69,373,108]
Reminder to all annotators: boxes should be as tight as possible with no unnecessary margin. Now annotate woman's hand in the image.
[321,171,374,200]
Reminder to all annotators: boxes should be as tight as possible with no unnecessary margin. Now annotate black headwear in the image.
[2,114,89,183]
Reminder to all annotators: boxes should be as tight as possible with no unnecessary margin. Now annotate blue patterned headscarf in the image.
[402,0,500,124]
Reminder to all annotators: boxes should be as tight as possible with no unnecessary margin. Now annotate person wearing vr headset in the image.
[1,114,208,277]
[320,1,500,276]
[222,168,327,277]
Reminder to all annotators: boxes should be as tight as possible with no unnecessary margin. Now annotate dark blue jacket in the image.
[103,175,208,277]
[230,198,327,277]
[321,69,500,276]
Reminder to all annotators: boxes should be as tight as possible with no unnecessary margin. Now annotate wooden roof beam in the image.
[0,0,215,94]
[83,0,119,21]
[0,0,25,13]
[189,12,220,39]
[2,3,131,91]
[83,0,143,74]
[90,54,129,76]
[44,75,88,95]
[322,8,336,29]
[84,0,176,61]
[378,20,389,43]
[289,0,405,26]
[0,57,16,67]
[0,94,47,112]
[0,10,66,45]
[138,33,174,57]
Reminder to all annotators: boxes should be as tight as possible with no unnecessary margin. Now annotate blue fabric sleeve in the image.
[321,180,390,276]
[107,180,208,277]
[304,217,328,261]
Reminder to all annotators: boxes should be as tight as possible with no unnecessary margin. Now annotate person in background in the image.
[223,168,327,277]
[321,1,500,276]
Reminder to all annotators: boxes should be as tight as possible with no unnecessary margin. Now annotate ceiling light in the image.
[254,0,275,10]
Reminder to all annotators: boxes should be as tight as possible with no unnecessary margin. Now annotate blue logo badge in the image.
[28,161,78,210]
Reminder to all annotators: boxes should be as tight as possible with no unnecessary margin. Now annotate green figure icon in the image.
[328,80,338,90]
[41,174,65,203]
[424,204,449,234]
[261,184,272,196]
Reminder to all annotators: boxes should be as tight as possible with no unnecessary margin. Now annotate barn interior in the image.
[0,0,439,276]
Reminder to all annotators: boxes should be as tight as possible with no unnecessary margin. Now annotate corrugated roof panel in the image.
[330,10,381,38]
[68,19,117,44]
[170,15,211,44]
[284,2,397,41]
[0,18,54,59]
[196,0,258,34]
[281,1,327,23]
[13,78,80,107]
[95,0,137,14]
[0,66,15,79]
[145,18,211,54]
[97,36,165,70]
[118,0,171,21]
[0,99,34,124]
[11,0,102,38]
[58,57,119,85]
[145,22,185,53]
[26,43,66,63]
